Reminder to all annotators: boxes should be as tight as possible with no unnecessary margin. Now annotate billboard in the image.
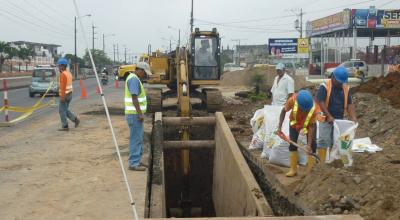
[310,9,351,36]
[268,38,309,58]
[352,8,400,29]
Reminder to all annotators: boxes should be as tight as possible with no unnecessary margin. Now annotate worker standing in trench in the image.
[277,90,320,177]
[125,62,152,171]
[316,66,357,162]
[271,63,294,106]
[57,58,80,131]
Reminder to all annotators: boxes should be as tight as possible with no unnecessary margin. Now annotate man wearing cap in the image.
[57,58,80,131]
[125,62,152,171]
[271,63,294,106]
[277,90,320,177]
[316,66,357,162]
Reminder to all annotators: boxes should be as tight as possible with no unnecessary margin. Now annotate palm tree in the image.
[0,41,10,73]
[18,48,35,72]
[5,47,18,73]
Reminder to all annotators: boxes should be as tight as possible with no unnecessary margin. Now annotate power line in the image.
[5,0,69,34]
[0,8,72,38]
[22,0,74,29]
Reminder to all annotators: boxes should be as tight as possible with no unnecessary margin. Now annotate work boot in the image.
[129,165,146,171]
[58,127,69,131]
[75,118,80,128]
[286,152,298,177]
[306,156,315,174]
[318,148,327,164]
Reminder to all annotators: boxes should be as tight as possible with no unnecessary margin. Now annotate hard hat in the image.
[136,62,152,75]
[276,63,285,70]
[57,58,69,66]
[333,66,348,84]
[296,90,314,112]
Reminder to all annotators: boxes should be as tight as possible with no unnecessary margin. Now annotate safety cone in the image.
[114,79,119,89]
[96,86,100,94]
[79,79,87,99]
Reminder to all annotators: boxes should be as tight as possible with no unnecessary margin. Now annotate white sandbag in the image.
[352,137,383,153]
[249,126,266,149]
[269,143,290,167]
[263,105,290,147]
[260,147,271,159]
[249,108,266,149]
[250,108,265,133]
[330,120,358,167]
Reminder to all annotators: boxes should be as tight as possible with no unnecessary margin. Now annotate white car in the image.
[223,63,244,72]
[325,60,368,78]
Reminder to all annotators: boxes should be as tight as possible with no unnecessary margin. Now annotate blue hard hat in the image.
[297,90,314,111]
[57,58,69,66]
[333,66,348,84]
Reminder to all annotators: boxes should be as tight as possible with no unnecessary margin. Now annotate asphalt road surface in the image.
[0,77,118,123]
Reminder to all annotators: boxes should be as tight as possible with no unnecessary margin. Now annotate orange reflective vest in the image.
[324,79,349,113]
[289,94,316,134]
[59,70,73,98]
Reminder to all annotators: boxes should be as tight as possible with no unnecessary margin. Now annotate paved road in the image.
[0,77,119,123]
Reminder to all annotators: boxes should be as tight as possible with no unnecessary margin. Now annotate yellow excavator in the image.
[145,28,222,216]
[146,27,223,113]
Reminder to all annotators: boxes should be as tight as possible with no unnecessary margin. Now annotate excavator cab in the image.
[190,28,220,84]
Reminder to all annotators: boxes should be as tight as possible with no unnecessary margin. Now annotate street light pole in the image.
[74,14,91,78]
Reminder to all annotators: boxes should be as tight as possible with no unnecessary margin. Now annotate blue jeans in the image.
[126,114,143,167]
[59,92,77,128]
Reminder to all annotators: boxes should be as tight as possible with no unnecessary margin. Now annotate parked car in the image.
[325,59,368,78]
[223,63,244,72]
[29,65,59,97]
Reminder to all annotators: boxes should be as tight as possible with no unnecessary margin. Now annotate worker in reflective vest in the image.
[316,66,357,162]
[277,90,320,177]
[57,58,80,131]
[125,62,152,171]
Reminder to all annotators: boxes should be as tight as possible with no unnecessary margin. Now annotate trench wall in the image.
[213,112,273,217]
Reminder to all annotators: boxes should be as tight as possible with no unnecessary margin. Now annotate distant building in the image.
[233,44,269,66]
[222,45,234,62]
[8,41,61,69]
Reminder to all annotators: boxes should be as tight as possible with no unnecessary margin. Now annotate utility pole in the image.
[117,43,119,62]
[179,29,181,47]
[74,16,77,78]
[124,46,127,64]
[231,39,242,65]
[190,0,194,32]
[113,44,115,63]
[169,39,172,53]
[92,24,97,52]
[300,8,303,38]
[102,34,105,52]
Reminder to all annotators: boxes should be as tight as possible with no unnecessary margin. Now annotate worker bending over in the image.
[316,67,357,162]
[277,90,320,177]
[271,63,294,106]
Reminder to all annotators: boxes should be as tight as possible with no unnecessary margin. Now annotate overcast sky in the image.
[0,0,398,60]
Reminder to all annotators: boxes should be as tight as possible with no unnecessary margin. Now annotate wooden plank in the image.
[148,215,363,220]
[163,140,215,149]
[212,112,273,217]
[162,117,215,126]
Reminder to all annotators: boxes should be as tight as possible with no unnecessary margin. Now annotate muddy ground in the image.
[221,76,400,220]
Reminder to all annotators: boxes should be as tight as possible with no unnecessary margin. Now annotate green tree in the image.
[0,41,10,72]
[220,52,233,71]
[5,47,18,72]
[64,53,85,68]
[18,48,35,71]
[83,49,112,69]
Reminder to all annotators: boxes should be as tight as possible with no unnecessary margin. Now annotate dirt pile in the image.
[353,73,400,109]
[297,93,400,220]
[220,66,276,89]
[222,91,400,220]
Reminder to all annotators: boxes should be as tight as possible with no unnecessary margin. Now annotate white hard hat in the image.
[136,62,152,75]
[276,63,285,70]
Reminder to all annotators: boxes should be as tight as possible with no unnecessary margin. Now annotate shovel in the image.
[276,131,321,163]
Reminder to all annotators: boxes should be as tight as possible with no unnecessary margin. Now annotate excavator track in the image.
[147,88,162,113]
[202,89,223,112]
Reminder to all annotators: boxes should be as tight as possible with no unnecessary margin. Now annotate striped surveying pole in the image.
[3,79,9,122]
